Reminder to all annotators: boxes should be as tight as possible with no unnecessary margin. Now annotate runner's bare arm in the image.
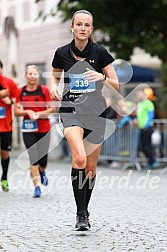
[14,102,36,120]
[50,68,63,101]
[0,88,9,98]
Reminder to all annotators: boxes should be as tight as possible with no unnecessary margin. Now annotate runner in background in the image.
[0,60,17,192]
[14,65,55,197]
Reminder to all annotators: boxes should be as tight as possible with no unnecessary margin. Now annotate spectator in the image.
[135,89,159,169]
[99,96,118,166]
[144,88,164,158]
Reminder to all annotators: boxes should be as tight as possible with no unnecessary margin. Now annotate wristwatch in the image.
[103,74,107,80]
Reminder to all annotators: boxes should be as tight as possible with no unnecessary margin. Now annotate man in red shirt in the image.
[0,60,18,191]
[0,71,8,98]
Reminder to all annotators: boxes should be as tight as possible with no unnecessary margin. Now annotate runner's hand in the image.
[83,68,104,82]
[50,84,61,101]
[27,110,38,121]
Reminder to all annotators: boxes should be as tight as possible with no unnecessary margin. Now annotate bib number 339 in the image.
[75,79,89,88]
[69,74,96,93]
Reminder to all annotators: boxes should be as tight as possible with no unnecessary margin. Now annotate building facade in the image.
[0,0,72,86]
[0,0,72,151]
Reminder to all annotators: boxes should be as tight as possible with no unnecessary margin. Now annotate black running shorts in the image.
[0,132,12,151]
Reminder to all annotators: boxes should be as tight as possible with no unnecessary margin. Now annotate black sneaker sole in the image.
[2,188,9,192]
[33,195,41,198]
[75,224,89,231]
[75,227,89,231]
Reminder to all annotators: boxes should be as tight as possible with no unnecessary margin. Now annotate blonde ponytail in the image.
[89,33,95,43]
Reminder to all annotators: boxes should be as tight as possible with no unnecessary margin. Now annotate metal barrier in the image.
[100,119,167,170]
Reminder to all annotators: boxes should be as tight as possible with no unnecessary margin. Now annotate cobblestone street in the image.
[0,150,167,251]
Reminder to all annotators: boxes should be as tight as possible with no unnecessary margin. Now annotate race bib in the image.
[22,120,38,132]
[0,106,6,118]
[69,74,96,93]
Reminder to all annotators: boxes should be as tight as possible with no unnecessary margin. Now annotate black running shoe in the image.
[75,210,89,231]
[86,210,91,229]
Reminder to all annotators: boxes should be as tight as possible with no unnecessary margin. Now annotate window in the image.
[8,6,16,20]
[37,0,45,13]
[0,10,1,26]
[23,1,30,22]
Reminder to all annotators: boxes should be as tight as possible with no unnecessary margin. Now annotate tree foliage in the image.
[36,0,167,62]
[36,0,167,115]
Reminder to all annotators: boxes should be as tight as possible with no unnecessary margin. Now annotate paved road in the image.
[0,150,167,251]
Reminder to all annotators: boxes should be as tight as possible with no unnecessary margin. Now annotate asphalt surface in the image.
[0,149,167,251]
